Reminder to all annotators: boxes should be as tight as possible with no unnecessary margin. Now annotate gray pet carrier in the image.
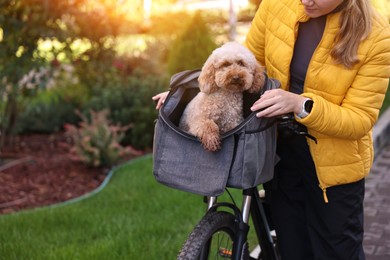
[153,69,280,196]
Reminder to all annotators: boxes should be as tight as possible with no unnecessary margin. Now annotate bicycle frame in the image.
[204,187,279,260]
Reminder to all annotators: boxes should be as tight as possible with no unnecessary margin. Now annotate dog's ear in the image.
[248,63,266,93]
[198,58,218,94]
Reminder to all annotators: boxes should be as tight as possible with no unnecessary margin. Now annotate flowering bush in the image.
[0,61,80,148]
[17,62,79,91]
[64,110,142,168]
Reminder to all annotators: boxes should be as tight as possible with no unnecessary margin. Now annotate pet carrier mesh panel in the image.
[153,69,280,196]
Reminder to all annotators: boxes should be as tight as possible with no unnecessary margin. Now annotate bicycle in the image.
[177,186,280,260]
[176,114,319,260]
[152,70,292,259]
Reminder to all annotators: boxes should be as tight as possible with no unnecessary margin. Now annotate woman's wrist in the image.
[295,97,314,119]
[294,95,308,115]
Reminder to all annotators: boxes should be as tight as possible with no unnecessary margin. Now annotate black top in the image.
[277,16,326,167]
[289,16,326,94]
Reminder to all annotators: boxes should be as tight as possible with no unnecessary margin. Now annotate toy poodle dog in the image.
[179,42,265,152]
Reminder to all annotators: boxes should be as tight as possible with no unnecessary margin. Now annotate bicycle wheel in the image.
[178,211,250,260]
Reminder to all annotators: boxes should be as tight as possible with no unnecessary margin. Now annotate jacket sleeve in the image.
[298,25,390,140]
[244,0,269,65]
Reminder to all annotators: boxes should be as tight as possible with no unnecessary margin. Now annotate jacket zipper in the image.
[319,184,329,203]
[305,16,330,204]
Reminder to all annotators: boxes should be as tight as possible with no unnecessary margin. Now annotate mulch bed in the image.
[0,133,110,215]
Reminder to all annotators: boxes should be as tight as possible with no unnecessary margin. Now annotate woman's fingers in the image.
[250,89,305,117]
[152,91,169,109]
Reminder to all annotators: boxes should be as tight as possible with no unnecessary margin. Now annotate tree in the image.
[166,12,217,75]
[0,0,130,149]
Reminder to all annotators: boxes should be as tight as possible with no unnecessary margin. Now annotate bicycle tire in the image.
[178,211,250,260]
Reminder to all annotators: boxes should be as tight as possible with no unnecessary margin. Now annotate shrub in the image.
[15,83,90,134]
[166,12,217,75]
[16,68,167,150]
[64,110,140,168]
[83,72,168,150]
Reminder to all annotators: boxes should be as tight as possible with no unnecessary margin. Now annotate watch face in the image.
[305,100,314,113]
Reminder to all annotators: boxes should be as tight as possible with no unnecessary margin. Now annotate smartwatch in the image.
[296,98,313,119]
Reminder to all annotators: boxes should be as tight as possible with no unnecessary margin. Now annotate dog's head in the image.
[198,42,265,94]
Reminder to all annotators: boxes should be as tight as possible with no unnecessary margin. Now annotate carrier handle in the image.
[169,69,201,91]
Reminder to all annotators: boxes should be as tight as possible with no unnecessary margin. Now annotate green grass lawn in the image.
[0,155,257,260]
[0,156,213,259]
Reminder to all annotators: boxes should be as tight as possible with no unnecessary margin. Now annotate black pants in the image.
[264,135,365,260]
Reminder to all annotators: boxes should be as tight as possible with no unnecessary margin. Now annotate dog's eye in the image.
[237,60,245,66]
[221,62,231,68]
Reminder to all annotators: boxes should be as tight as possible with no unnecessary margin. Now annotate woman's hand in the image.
[250,89,307,117]
[152,91,169,110]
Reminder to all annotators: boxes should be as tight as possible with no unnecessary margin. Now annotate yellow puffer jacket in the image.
[245,0,390,201]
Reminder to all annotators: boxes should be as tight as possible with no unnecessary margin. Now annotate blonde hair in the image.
[331,0,373,68]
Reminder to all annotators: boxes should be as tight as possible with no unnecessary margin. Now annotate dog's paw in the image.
[196,120,221,152]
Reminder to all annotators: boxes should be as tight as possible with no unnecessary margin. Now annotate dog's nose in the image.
[232,75,241,83]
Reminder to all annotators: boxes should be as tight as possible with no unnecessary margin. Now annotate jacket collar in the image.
[296,1,310,22]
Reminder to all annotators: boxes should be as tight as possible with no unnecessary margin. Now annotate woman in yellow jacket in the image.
[247,0,390,258]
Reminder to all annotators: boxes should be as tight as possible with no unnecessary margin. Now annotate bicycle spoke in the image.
[211,230,233,259]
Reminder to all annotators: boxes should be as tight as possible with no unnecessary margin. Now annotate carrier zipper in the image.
[319,184,329,203]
